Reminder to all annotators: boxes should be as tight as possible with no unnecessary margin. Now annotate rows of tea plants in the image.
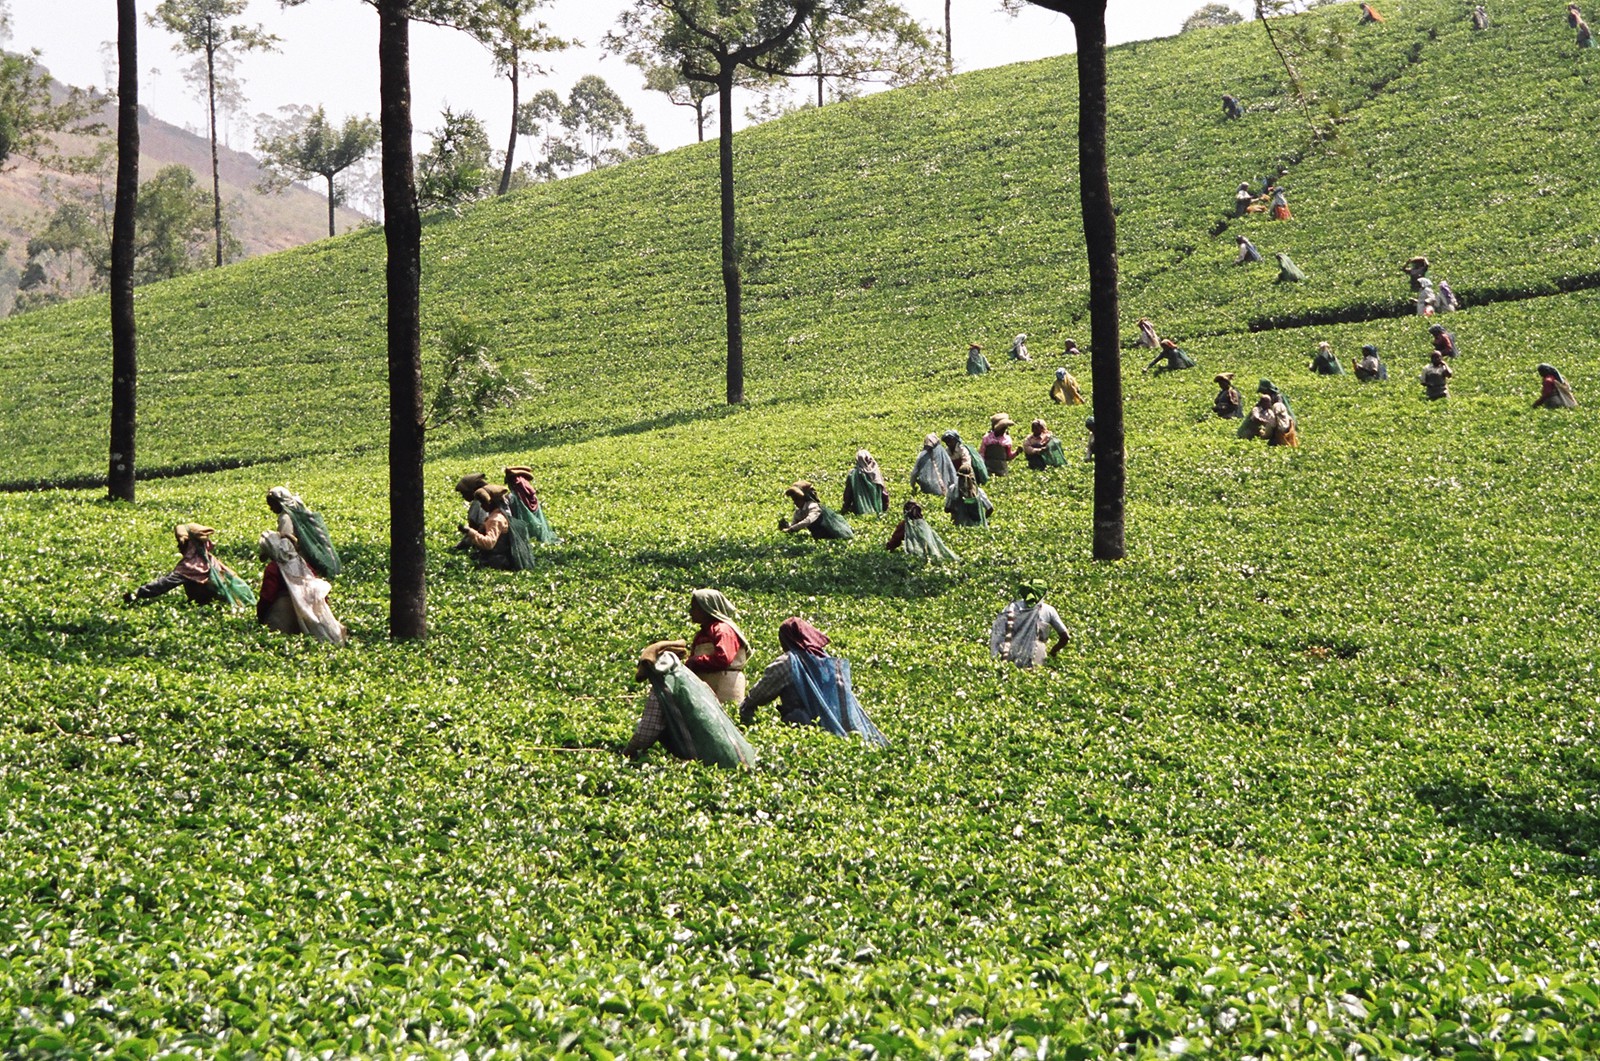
[1,284,1598,1054]
[3,0,1599,483]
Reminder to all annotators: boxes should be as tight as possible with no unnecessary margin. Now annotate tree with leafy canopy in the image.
[416,106,494,207]
[611,0,878,406]
[793,1,939,107]
[461,0,566,195]
[1000,0,1124,560]
[148,0,278,269]
[276,0,517,640]
[635,60,719,142]
[0,1,101,171]
[109,0,139,504]
[1183,2,1244,31]
[254,105,378,237]
[20,163,233,309]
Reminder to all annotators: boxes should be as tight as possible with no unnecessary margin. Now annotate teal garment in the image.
[965,444,990,484]
[811,506,855,540]
[901,517,958,562]
[1310,351,1344,376]
[284,506,341,578]
[967,350,990,375]
[502,497,539,571]
[841,470,887,515]
[1275,254,1307,283]
[1033,438,1069,468]
[649,654,758,769]
[1148,347,1196,372]
[207,558,256,609]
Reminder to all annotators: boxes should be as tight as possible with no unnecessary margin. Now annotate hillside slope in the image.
[0,0,1595,483]
[0,89,368,316]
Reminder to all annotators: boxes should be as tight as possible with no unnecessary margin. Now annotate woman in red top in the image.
[684,588,752,705]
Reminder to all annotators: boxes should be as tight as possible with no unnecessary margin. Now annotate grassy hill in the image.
[0,87,369,317]
[2,0,1599,1055]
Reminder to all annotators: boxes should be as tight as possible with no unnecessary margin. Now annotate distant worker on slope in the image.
[623,640,758,768]
[1472,5,1489,30]
[967,342,990,375]
[256,530,347,645]
[1309,341,1344,376]
[1222,93,1244,119]
[1275,251,1307,283]
[1022,418,1069,470]
[1429,324,1459,359]
[990,580,1070,669]
[1269,184,1292,221]
[780,481,854,540]
[1360,2,1385,23]
[1234,181,1257,217]
[266,485,342,578]
[459,484,532,569]
[1051,366,1085,405]
[1534,364,1579,408]
[1009,334,1032,362]
[1235,234,1263,264]
[124,524,252,608]
[1136,317,1161,349]
[981,414,1019,475]
[1578,15,1595,46]
[885,499,959,562]
[1239,380,1298,446]
[1571,3,1583,29]
[1401,255,1430,290]
[841,450,890,516]
[1420,350,1454,400]
[738,618,888,747]
[1354,344,1389,382]
[912,433,958,497]
[1214,373,1245,419]
[1146,338,1197,374]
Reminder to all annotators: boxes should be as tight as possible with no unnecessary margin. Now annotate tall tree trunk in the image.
[716,67,744,405]
[816,64,825,107]
[379,0,427,640]
[497,47,518,195]
[945,0,953,71]
[108,0,139,504]
[206,42,223,268]
[695,99,706,142]
[325,172,336,237]
[1067,4,1125,560]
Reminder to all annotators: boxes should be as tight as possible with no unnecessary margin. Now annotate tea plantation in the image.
[2,0,1599,1056]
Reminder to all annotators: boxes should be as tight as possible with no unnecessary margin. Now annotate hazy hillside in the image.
[0,82,368,315]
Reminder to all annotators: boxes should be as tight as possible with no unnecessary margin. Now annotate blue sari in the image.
[784,652,888,748]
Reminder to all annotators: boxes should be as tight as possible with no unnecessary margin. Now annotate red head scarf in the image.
[778,617,830,657]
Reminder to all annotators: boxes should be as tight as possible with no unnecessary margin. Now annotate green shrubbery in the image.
[1,0,1598,1055]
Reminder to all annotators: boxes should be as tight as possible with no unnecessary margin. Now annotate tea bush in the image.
[1,0,1599,1055]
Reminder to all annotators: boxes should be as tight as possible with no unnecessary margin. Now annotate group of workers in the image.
[124,486,349,646]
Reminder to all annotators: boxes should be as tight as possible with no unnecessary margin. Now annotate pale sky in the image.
[11,1,1245,179]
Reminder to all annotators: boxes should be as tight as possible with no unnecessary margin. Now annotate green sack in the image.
[1042,437,1069,467]
[652,655,758,769]
[285,506,341,578]
[503,495,540,571]
[207,558,256,609]
[902,518,958,562]
[508,491,559,544]
[812,507,855,540]
[842,470,886,515]
[964,444,990,484]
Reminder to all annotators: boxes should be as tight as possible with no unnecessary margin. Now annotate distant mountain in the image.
[0,80,369,315]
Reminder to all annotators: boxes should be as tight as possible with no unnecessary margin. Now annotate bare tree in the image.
[148,0,278,268]
[280,0,510,640]
[611,0,858,405]
[1016,0,1124,559]
[110,0,139,503]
